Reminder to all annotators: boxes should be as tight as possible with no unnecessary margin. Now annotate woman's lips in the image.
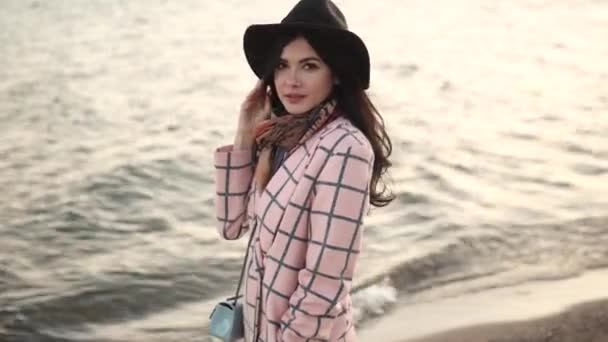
[285,94,306,104]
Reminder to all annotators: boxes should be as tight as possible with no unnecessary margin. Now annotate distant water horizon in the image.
[1,0,607,341]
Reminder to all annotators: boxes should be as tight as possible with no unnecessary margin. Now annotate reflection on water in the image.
[0,0,607,341]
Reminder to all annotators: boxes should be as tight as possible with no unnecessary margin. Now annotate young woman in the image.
[214,0,393,341]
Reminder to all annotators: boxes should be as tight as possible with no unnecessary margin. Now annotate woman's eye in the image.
[276,63,287,70]
[303,63,319,70]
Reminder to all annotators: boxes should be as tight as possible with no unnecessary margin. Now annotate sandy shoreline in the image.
[359,270,608,342]
[406,299,608,342]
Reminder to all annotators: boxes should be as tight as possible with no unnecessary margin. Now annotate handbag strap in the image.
[227,216,257,305]
[226,169,263,306]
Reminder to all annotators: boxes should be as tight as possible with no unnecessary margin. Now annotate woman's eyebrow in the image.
[279,56,321,64]
[299,57,321,63]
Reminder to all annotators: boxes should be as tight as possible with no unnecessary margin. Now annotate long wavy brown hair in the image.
[261,30,394,207]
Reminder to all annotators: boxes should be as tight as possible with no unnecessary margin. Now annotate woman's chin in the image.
[284,103,314,115]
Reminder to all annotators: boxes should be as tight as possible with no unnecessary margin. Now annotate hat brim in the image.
[243,23,370,89]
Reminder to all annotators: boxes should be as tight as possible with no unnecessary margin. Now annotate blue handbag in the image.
[208,300,244,341]
[209,221,256,341]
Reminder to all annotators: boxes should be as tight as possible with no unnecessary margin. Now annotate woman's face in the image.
[274,36,334,115]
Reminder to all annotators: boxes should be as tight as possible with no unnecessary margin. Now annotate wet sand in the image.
[358,270,608,342]
[406,299,608,342]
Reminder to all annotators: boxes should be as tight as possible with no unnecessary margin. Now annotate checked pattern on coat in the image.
[215,117,374,342]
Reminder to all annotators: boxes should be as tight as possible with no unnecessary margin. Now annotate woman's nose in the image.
[285,69,301,87]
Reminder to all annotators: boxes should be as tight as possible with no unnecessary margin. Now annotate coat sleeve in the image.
[279,140,373,341]
[214,144,255,240]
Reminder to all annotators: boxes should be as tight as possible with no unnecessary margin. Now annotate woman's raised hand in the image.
[240,80,271,128]
[234,80,271,149]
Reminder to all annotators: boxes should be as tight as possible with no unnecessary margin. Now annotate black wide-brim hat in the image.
[243,0,370,89]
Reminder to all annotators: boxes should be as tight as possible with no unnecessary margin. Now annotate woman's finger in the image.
[262,92,271,115]
[245,79,263,101]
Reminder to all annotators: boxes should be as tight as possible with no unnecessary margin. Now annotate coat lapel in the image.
[253,117,346,255]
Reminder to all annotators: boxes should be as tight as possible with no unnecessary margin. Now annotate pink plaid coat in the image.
[215,116,373,342]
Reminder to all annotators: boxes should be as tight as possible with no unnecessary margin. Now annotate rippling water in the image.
[1,0,607,341]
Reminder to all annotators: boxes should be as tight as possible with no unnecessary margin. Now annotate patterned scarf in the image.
[254,98,339,192]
